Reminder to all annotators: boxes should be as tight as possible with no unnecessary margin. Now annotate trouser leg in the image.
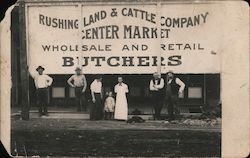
[37,88,48,116]
[166,96,174,119]
[42,89,48,115]
[152,93,159,119]
[108,112,112,120]
[157,98,163,120]
[81,93,87,111]
[168,103,174,119]
[76,90,87,112]
[43,103,48,115]
[75,87,82,111]
[110,112,114,120]
[172,95,180,116]
[152,93,164,120]
[76,96,81,111]
[37,92,43,116]
[43,92,48,115]
[104,111,108,120]
[154,101,160,119]
[37,90,43,116]
[105,112,111,120]
[78,93,86,112]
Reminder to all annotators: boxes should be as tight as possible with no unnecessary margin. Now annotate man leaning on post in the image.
[33,66,53,117]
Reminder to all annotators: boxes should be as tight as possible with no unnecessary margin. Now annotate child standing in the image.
[104,91,115,120]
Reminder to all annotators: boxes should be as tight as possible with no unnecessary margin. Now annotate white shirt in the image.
[90,79,102,93]
[114,83,129,93]
[149,78,164,91]
[167,78,185,93]
[67,74,87,87]
[34,74,53,89]
[104,97,115,112]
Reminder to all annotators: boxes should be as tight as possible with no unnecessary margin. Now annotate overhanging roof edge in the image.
[17,0,217,4]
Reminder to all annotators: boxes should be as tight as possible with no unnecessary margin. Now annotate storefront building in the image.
[10,0,221,118]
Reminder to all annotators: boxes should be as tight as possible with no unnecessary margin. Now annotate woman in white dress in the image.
[114,76,129,121]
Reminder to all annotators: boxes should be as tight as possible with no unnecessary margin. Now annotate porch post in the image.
[19,0,30,120]
[203,74,206,105]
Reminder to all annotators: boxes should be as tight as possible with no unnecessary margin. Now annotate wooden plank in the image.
[19,1,30,120]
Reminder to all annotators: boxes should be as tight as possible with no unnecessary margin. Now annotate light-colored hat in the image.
[75,67,82,71]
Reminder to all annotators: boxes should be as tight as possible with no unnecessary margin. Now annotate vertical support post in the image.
[203,74,206,105]
[19,1,30,120]
[156,1,161,74]
[11,7,19,108]
[11,11,17,108]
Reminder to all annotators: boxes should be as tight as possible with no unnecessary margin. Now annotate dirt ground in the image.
[11,118,221,157]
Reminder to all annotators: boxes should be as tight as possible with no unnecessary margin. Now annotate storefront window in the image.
[69,87,75,98]
[52,87,65,98]
[188,87,202,98]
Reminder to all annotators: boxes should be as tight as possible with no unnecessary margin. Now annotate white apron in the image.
[114,83,129,120]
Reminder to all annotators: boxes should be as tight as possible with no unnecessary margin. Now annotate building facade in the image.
[10,0,221,118]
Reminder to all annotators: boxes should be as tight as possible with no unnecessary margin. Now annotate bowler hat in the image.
[36,66,45,71]
[75,67,82,71]
[166,70,174,75]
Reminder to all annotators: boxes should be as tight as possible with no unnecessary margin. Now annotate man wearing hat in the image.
[164,71,185,120]
[67,67,87,111]
[33,66,53,117]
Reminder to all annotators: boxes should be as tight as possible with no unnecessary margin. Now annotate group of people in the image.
[89,74,129,120]
[33,65,185,121]
[33,66,129,120]
[149,72,185,120]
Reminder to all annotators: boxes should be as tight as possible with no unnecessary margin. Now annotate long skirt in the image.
[90,93,103,120]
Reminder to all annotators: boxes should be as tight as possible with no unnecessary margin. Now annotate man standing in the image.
[149,72,164,120]
[33,66,53,117]
[90,75,103,120]
[165,71,185,120]
[67,67,87,111]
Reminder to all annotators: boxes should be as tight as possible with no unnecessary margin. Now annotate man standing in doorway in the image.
[67,67,87,111]
[90,75,103,120]
[33,66,53,117]
[165,71,185,120]
[149,72,165,120]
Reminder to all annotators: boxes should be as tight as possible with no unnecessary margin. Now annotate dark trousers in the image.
[165,94,179,119]
[75,87,86,111]
[151,91,164,120]
[104,112,114,120]
[37,88,49,116]
[90,93,103,120]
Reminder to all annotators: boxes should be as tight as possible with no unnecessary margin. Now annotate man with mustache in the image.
[33,66,53,117]
[165,71,185,120]
[149,72,164,120]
